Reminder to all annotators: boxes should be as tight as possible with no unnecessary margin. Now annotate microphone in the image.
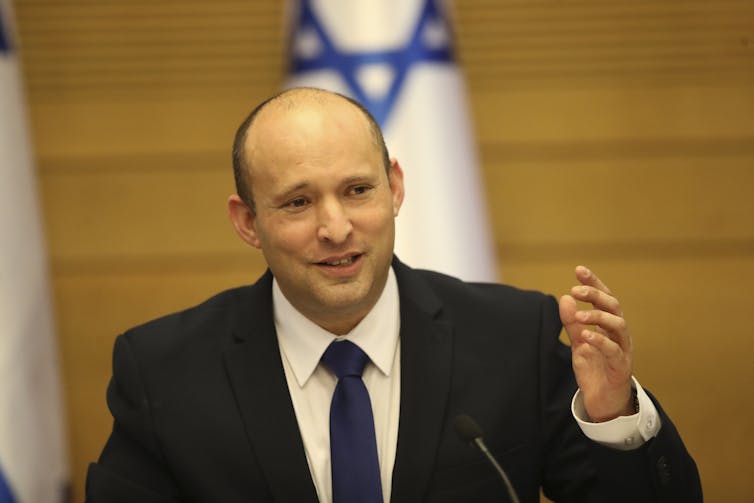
[454,414,521,503]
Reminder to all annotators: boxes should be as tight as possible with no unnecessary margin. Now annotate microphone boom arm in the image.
[472,437,521,503]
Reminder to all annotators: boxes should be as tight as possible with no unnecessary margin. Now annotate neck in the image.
[306,305,370,335]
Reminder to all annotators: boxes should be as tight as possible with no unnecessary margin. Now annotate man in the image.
[86,88,701,502]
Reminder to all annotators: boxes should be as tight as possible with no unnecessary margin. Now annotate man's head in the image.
[232,88,392,212]
[228,88,404,334]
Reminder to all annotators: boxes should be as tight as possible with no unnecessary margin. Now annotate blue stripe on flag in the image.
[0,5,11,54]
[0,466,16,503]
[289,0,452,127]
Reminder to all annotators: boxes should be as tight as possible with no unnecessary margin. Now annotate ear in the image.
[227,194,262,249]
[388,158,405,217]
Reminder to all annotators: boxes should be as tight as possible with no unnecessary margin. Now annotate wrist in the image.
[611,387,639,419]
[589,387,637,422]
[612,387,639,420]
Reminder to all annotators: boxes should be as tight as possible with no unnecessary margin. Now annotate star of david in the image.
[289,0,454,127]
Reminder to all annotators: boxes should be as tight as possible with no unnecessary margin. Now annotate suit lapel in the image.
[390,260,454,503]
[222,271,319,503]
[221,261,454,503]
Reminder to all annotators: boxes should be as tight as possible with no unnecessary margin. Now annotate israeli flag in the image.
[287,0,498,281]
[0,2,69,502]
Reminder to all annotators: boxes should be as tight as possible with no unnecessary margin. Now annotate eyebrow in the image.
[270,172,380,204]
[341,174,377,186]
[272,181,310,203]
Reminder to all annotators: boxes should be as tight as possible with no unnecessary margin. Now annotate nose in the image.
[317,198,353,244]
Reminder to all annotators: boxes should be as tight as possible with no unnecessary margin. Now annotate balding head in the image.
[231,87,390,211]
[226,87,405,334]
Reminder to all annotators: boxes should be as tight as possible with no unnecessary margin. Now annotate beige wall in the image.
[14,1,754,501]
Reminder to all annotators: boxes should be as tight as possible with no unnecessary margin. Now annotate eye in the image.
[284,197,309,209]
[349,185,373,196]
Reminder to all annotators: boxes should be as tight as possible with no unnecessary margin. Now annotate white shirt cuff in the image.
[571,376,662,451]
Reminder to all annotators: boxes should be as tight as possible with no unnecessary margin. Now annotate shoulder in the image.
[124,286,250,337]
[397,262,558,321]
[393,261,568,382]
[417,267,550,303]
[117,270,273,360]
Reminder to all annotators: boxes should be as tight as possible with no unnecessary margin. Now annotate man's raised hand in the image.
[559,266,634,422]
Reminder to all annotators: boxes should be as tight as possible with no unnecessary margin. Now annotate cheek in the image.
[260,218,314,253]
[358,205,395,235]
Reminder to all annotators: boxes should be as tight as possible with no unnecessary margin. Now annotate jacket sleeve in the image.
[85,334,182,503]
[536,295,702,502]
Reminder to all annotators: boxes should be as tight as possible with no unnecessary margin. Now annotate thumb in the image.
[559,294,586,345]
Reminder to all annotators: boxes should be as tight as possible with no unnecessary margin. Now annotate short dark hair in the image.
[231,88,391,212]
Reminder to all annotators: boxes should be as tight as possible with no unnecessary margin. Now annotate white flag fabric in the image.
[0,3,69,502]
[286,0,498,282]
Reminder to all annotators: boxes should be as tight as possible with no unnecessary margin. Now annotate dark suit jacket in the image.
[86,258,701,502]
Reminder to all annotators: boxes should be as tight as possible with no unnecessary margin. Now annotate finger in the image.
[575,310,631,352]
[570,340,601,370]
[558,294,588,345]
[581,329,627,365]
[575,265,612,295]
[570,285,622,316]
[576,310,627,334]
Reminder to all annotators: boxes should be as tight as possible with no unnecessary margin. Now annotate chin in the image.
[318,286,370,309]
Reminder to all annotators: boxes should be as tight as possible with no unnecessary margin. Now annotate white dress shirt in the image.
[272,267,661,502]
[274,268,401,503]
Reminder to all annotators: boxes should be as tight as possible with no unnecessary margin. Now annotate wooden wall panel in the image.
[17,1,283,93]
[455,0,754,88]
[30,97,251,158]
[486,159,754,248]
[12,0,754,501]
[472,86,754,142]
[40,162,239,260]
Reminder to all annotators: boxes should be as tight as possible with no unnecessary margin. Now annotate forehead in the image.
[245,98,379,174]
[253,96,370,144]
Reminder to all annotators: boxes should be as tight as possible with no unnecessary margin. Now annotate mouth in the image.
[316,253,363,268]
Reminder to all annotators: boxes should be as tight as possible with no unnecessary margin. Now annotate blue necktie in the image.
[321,340,383,503]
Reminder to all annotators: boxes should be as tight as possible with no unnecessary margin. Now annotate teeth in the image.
[325,257,354,266]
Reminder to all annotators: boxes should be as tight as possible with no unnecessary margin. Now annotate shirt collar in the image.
[273,267,400,388]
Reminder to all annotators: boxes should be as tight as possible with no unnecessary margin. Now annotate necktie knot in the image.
[321,340,369,379]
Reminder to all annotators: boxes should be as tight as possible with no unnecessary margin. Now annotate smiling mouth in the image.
[317,254,362,267]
